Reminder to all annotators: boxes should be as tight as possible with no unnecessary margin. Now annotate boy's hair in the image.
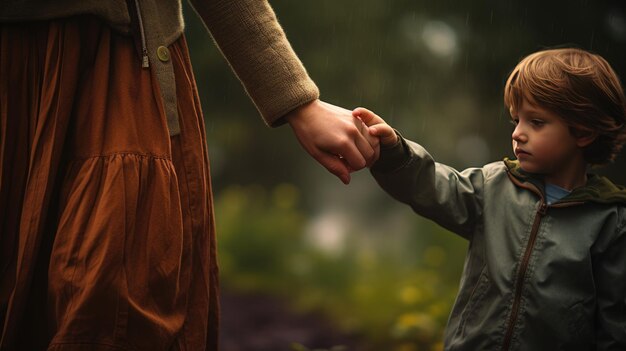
[504,48,626,164]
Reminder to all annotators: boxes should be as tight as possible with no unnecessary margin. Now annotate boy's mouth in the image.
[515,148,531,157]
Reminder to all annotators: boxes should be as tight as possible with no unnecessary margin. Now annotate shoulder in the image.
[482,160,508,178]
[471,160,510,186]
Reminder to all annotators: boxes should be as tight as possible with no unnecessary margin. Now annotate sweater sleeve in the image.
[188,0,320,126]
[370,135,488,240]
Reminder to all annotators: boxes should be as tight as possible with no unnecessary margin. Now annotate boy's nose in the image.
[511,126,527,143]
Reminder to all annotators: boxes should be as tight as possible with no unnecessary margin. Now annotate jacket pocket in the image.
[554,299,595,350]
[565,300,595,347]
[456,268,491,338]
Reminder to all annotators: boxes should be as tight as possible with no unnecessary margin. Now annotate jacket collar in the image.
[503,158,626,205]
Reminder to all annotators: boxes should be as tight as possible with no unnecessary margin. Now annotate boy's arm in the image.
[354,107,486,239]
[594,223,626,348]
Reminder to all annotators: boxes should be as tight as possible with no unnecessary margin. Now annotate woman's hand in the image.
[286,100,380,184]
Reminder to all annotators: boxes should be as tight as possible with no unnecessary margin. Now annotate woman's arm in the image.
[189,0,378,183]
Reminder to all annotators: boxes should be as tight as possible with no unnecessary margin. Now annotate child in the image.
[354,48,626,350]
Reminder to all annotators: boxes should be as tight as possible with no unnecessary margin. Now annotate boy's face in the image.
[510,99,586,184]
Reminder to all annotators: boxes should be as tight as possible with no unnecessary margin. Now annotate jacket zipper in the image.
[133,0,150,68]
[501,173,585,350]
[501,198,546,351]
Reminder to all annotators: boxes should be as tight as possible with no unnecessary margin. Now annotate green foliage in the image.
[215,183,467,349]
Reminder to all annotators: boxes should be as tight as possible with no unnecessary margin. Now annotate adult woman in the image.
[0,1,377,349]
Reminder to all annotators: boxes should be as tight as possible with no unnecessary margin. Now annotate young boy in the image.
[354,48,626,350]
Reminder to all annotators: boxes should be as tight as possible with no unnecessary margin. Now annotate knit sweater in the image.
[0,0,320,135]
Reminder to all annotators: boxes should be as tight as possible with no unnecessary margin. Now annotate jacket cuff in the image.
[370,130,411,173]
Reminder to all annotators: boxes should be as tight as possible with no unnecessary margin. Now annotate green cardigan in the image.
[0,0,320,135]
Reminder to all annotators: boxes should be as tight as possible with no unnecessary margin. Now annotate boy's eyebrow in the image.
[523,105,542,113]
[522,109,541,116]
[527,112,546,119]
[517,102,545,116]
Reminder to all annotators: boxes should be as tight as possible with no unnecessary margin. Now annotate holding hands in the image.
[352,107,398,147]
[285,100,380,184]
[286,101,396,183]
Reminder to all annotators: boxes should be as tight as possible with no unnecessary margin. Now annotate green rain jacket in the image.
[370,135,626,351]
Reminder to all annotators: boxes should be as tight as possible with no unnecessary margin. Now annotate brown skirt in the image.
[0,16,219,351]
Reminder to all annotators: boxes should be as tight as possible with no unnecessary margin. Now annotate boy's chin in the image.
[517,161,546,175]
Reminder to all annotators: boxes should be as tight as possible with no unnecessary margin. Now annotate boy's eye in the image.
[509,119,519,126]
[531,119,545,126]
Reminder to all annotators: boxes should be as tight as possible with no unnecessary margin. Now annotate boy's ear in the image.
[573,128,598,147]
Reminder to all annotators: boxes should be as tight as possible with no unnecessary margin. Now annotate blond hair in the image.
[504,48,626,164]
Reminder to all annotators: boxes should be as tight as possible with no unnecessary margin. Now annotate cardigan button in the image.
[157,46,170,62]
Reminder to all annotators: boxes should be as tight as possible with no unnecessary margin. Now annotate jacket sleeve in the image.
[188,0,320,126]
[594,218,626,349]
[370,135,487,239]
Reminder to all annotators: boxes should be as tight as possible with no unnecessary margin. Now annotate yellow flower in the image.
[397,312,421,328]
[399,286,423,305]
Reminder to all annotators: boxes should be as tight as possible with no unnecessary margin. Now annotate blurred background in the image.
[182,1,626,350]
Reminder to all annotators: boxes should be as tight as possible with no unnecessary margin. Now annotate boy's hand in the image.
[352,107,398,146]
